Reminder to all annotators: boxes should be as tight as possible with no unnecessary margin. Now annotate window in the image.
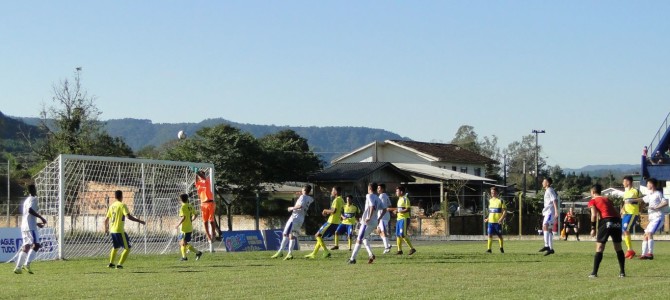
[474,168,482,177]
[452,166,457,171]
[460,167,468,173]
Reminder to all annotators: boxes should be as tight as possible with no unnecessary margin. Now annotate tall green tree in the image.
[450,125,502,181]
[258,129,323,183]
[505,135,546,191]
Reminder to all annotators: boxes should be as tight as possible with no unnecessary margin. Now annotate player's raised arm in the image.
[127,214,146,225]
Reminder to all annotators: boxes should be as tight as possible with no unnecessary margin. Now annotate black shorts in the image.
[565,223,577,229]
[596,218,622,244]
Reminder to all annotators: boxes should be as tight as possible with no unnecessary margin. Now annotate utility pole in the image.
[532,130,545,193]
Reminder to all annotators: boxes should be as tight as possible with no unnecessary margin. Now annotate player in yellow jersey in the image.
[620,176,641,259]
[333,195,360,251]
[484,187,506,253]
[305,186,344,259]
[390,186,416,255]
[176,194,203,261]
[104,190,146,269]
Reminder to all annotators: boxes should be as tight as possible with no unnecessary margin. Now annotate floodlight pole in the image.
[532,130,545,193]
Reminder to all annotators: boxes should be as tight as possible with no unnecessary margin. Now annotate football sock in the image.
[641,240,648,256]
[288,238,295,255]
[334,235,339,247]
[592,252,603,275]
[616,250,625,273]
[26,249,36,265]
[543,231,550,247]
[180,245,186,258]
[279,236,288,252]
[15,251,26,269]
[381,236,389,249]
[624,235,632,251]
[397,237,402,251]
[347,236,352,250]
[187,245,198,253]
[498,237,504,249]
[403,237,414,249]
[649,240,654,254]
[362,239,373,257]
[547,231,554,249]
[351,242,362,260]
[315,236,327,254]
[487,238,492,250]
[118,249,130,265]
[109,248,118,264]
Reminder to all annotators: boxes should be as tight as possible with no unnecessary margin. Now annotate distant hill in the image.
[563,164,640,177]
[0,111,42,153]
[20,117,408,163]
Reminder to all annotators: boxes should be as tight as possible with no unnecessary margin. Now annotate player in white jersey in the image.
[14,185,47,274]
[634,178,669,260]
[376,184,391,254]
[348,182,382,264]
[539,178,558,256]
[271,185,314,260]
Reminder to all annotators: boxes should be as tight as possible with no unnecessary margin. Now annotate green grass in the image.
[3,240,670,299]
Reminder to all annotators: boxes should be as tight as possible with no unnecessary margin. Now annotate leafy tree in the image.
[505,135,546,191]
[258,129,323,183]
[27,70,133,161]
[450,125,502,181]
[451,125,480,153]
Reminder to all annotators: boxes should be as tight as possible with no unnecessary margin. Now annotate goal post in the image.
[34,154,215,260]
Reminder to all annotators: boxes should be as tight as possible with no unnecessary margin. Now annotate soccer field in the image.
[3,240,669,299]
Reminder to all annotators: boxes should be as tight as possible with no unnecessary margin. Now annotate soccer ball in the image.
[177,130,186,139]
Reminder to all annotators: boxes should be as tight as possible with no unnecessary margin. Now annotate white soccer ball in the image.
[177,130,186,139]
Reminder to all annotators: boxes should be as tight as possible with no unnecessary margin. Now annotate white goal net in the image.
[34,154,215,260]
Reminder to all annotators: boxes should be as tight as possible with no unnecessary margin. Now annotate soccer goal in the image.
[34,154,215,260]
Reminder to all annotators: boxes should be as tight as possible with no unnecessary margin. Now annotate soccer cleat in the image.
[180,257,188,261]
[304,253,316,259]
[500,248,505,254]
[348,259,356,264]
[271,251,283,259]
[625,250,636,259]
[640,254,654,260]
[107,263,116,269]
[383,247,391,254]
[485,249,492,253]
[22,265,33,274]
[619,273,626,278]
[195,251,203,261]
[330,246,339,250]
[538,246,550,252]
[396,250,404,255]
[368,255,376,264]
[408,248,416,256]
[283,254,294,260]
[544,249,555,256]
[13,268,22,274]
[116,265,123,269]
[588,274,597,278]
[323,252,332,259]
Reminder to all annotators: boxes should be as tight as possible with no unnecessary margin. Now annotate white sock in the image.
[649,240,654,255]
[543,231,550,247]
[278,236,288,252]
[548,231,554,250]
[381,236,389,249]
[208,242,213,252]
[351,242,362,260]
[363,239,373,257]
[641,240,648,256]
[15,251,26,269]
[25,249,36,265]
[288,238,295,255]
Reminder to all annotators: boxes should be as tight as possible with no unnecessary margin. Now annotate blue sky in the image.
[1,1,669,168]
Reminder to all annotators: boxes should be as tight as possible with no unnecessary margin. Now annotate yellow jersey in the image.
[179,203,197,233]
[341,204,359,225]
[106,201,130,233]
[623,188,642,215]
[327,196,344,224]
[487,197,506,223]
[397,196,410,220]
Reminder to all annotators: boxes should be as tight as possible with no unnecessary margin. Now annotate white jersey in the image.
[21,195,39,232]
[377,193,391,221]
[643,191,666,219]
[361,193,381,226]
[542,187,557,216]
[290,195,314,221]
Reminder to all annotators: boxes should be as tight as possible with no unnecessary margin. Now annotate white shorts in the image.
[283,218,304,236]
[645,216,664,234]
[377,220,389,235]
[356,221,378,242]
[21,230,40,247]
[542,214,555,226]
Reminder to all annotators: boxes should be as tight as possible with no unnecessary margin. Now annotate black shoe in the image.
[396,250,403,255]
[116,265,123,269]
[368,255,376,264]
[500,248,504,254]
[330,246,339,250]
[107,263,115,268]
[180,257,188,261]
[195,251,203,261]
[544,249,555,256]
[619,273,626,278]
[538,246,550,252]
[588,273,597,278]
[408,248,416,255]
[348,259,356,264]
[485,249,492,253]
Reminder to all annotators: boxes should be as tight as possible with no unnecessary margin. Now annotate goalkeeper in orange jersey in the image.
[195,169,221,252]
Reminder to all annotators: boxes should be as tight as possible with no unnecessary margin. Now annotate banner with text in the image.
[222,230,266,252]
[0,227,58,262]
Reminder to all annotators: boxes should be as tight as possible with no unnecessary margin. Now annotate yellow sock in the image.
[403,237,414,249]
[487,238,492,250]
[624,235,632,251]
[334,235,339,247]
[118,249,130,265]
[187,245,198,253]
[348,236,352,250]
[397,237,402,251]
[316,237,328,253]
[109,248,118,264]
[499,238,504,249]
[180,245,186,258]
